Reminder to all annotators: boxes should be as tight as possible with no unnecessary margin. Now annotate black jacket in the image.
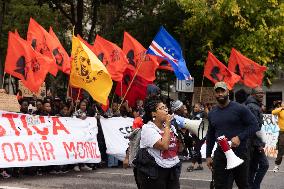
[245,96,264,147]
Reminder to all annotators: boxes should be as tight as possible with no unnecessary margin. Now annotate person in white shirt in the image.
[136,97,182,189]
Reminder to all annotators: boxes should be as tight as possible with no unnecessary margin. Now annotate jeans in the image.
[275,132,284,165]
[107,155,119,167]
[248,148,269,189]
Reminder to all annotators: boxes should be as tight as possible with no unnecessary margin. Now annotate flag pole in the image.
[8,74,12,94]
[1,72,6,89]
[75,88,81,111]
[199,75,205,103]
[118,61,143,110]
[120,80,122,100]
[66,83,70,98]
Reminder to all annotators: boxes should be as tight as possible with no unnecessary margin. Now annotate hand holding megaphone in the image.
[217,135,244,169]
[173,115,202,136]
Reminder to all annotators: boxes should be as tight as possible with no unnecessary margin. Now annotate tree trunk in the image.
[75,0,83,36]
[0,1,6,89]
[87,0,97,43]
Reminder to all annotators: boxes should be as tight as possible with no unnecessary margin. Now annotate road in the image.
[0,158,283,189]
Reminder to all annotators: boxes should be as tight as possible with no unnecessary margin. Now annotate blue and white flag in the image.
[146,26,191,80]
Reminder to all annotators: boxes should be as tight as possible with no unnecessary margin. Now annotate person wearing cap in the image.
[245,87,269,189]
[146,84,160,98]
[206,82,259,189]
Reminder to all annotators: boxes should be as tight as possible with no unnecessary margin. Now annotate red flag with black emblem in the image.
[93,35,128,81]
[5,32,51,93]
[123,32,159,82]
[49,27,71,74]
[156,56,173,71]
[115,68,151,107]
[228,48,267,88]
[27,18,58,76]
[204,52,240,90]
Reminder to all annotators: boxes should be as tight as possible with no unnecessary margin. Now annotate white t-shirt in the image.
[140,121,180,168]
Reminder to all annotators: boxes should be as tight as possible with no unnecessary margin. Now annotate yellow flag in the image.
[70,36,113,105]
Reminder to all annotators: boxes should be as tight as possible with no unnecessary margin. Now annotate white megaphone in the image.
[255,130,266,144]
[173,115,202,136]
[217,135,244,170]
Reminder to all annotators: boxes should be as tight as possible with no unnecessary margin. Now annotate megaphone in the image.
[255,130,266,144]
[217,135,244,169]
[173,115,202,136]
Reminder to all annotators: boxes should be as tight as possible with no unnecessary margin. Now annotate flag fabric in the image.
[93,35,128,81]
[204,52,240,90]
[70,36,113,105]
[14,29,20,37]
[27,18,58,76]
[228,48,267,88]
[49,27,71,74]
[146,26,191,80]
[123,32,159,82]
[77,35,93,50]
[156,56,173,71]
[5,32,51,93]
[115,68,151,107]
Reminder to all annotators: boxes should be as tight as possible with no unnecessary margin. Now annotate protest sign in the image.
[19,81,46,98]
[0,111,100,168]
[0,93,20,112]
[100,117,133,161]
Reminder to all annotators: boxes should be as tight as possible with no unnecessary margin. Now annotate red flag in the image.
[123,32,159,82]
[204,52,240,90]
[27,18,58,76]
[115,68,151,107]
[14,29,20,37]
[5,32,51,93]
[228,48,267,88]
[156,57,173,71]
[49,27,71,74]
[92,35,128,81]
[101,99,109,112]
[77,35,93,50]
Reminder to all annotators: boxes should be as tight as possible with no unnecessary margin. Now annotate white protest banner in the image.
[0,111,100,168]
[100,117,133,161]
[201,114,280,158]
[262,114,279,157]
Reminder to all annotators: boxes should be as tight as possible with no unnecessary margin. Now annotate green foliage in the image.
[1,0,283,90]
[177,0,284,84]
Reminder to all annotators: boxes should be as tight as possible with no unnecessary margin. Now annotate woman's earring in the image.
[152,116,156,121]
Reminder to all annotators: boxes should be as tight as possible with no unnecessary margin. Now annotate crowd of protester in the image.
[1,84,282,188]
[0,84,213,179]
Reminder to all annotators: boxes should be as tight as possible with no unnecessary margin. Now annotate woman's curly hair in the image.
[143,96,163,124]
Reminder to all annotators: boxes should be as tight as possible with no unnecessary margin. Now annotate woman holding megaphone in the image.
[134,96,182,189]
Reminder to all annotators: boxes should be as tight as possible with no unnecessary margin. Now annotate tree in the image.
[0,0,69,93]
[177,0,284,85]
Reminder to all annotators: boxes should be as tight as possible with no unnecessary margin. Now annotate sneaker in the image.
[49,170,59,174]
[194,166,204,170]
[81,165,92,171]
[74,165,81,172]
[59,169,69,174]
[187,165,194,172]
[0,171,11,179]
[273,166,279,173]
